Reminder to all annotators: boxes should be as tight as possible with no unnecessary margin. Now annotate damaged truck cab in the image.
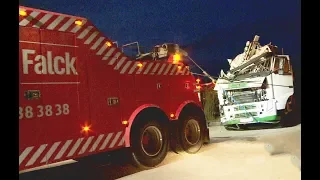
[214,35,295,129]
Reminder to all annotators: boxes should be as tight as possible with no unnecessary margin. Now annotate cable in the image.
[216,82,293,88]
[186,56,216,82]
[191,72,219,79]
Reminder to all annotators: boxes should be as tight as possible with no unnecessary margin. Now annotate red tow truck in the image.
[19,5,210,173]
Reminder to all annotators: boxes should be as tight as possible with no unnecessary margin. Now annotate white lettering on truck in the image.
[22,49,78,75]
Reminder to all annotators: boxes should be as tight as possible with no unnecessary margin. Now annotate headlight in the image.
[219,105,225,116]
[224,99,228,105]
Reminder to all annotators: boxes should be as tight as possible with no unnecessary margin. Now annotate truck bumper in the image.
[222,115,280,126]
[221,100,279,125]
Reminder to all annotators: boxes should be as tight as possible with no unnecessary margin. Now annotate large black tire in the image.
[130,119,168,169]
[280,95,300,127]
[171,112,205,154]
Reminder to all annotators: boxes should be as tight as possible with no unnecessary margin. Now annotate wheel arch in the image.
[277,93,295,110]
[170,101,209,153]
[124,104,169,147]
[175,100,204,121]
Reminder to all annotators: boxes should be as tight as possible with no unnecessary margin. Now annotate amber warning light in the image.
[106,41,112,47]
[122,120,129,127]
[83,126,90,131]
[19,10,27,16]
[81,125,91,133]
[75,20,83,26]
[173,54,181,61]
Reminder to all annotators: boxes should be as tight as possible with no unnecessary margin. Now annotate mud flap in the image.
[203,127,210,143]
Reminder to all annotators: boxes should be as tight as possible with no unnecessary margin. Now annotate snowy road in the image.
[20,124,301,180]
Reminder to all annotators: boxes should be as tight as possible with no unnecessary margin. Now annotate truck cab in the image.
[214,36,295,129]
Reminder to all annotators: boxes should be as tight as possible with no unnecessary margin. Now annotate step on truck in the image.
[214,35,296,130]
[19,6,209,173]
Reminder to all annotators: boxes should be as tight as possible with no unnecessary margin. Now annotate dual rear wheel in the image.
[130,110,206,169]
[130,119,168,169]
[171,115,205,154]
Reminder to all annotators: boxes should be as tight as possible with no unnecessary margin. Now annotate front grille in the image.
[229,91,258,104]
[234,104,256,111]
[234,112,257,118]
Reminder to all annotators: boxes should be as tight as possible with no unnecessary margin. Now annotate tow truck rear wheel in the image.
[130,117,168,169]
[171,111,205,154]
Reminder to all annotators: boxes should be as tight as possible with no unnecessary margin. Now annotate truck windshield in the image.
[273,57,291,74]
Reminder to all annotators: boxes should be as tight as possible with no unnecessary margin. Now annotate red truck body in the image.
[19,6,207,172]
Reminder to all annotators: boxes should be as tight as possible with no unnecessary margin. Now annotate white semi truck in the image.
[214,35,296,130]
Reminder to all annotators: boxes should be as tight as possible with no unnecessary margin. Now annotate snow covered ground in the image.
[118,125,301,180]
[19,124,301,180]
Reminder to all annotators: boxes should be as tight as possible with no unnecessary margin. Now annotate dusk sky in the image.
[20,0,301,79]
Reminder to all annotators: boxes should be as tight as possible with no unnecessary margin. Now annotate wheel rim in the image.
[184,119,201,145]
[141,126,163,157]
